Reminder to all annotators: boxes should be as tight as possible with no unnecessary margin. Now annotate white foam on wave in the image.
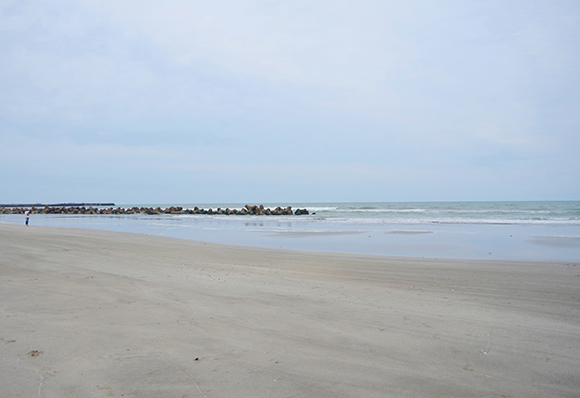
[320,216,580,226]
[307,206,339,212]
[340,208,427,213]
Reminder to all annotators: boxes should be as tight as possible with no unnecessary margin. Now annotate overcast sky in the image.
[1,0,579,204]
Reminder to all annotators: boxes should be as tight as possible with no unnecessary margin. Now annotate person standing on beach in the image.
[25,210,31,226]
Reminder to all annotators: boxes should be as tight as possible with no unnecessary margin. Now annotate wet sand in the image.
[1,224,579,397]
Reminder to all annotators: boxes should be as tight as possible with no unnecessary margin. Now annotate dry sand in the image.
[1,223,579,398]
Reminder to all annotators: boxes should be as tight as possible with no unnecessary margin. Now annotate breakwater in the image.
[1,204,309,216]
[0,202,115,208]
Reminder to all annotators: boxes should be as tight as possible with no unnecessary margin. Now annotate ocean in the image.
[2,201,579,261]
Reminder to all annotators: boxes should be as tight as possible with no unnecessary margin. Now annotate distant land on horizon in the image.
[0,203,116,208]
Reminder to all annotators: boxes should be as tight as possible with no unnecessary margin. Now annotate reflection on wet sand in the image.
[527,235,580,248]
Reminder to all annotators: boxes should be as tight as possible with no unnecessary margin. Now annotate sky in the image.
[1,0,579,204]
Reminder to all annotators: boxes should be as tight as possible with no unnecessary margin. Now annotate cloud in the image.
[1,0,579,202]
[86,0,415,91]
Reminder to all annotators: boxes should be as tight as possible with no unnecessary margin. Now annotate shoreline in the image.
[1,224,579,397]
[2,213,580,261]
[3,222,576,266]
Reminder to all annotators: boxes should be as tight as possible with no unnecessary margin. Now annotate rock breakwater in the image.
[0,204,309,216]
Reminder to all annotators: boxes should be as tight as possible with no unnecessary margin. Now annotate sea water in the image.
[2,201,579,261]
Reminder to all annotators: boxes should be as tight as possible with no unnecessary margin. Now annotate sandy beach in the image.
[1,224,579,397]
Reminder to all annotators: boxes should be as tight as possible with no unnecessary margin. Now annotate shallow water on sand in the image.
[2,202,580,261]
